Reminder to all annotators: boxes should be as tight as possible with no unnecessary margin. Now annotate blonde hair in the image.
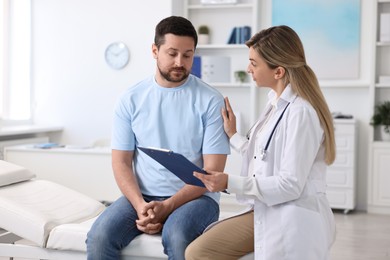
[246,25,335,164]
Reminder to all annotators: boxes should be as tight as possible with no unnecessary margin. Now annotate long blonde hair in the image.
[246,25,335,165]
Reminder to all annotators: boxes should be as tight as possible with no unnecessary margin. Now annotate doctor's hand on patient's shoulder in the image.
[194,170,228,193]
[222,97,237,139]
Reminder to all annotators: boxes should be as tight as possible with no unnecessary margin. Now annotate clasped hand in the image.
[136,200,173,234]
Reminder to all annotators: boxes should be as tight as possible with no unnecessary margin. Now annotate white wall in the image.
[32,0,174,145]
[31,0,373,211]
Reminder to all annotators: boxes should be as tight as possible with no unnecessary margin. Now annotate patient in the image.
[85,16,229,260]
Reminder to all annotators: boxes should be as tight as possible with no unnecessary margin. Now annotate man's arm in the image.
[112,149,162,234]
[112,150,144,210]
[138,154,227,225]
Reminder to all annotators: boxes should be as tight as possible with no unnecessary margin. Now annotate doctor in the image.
[185,25,336,260]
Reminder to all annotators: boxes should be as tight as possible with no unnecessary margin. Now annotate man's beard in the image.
[158,65,189,83]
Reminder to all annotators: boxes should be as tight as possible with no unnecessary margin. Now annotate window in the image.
[0,0,31,125]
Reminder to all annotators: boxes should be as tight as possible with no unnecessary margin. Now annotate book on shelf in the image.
[191,56,202,78]
[227,26,251,44]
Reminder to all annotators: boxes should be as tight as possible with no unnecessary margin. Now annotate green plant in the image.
[370,101,390,133]
[234,70,247,83]
[198,25,209,35]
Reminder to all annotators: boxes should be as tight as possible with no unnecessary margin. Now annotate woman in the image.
[185,25,336,260]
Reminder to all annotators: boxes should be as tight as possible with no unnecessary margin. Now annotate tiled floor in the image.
[330,210,390,260]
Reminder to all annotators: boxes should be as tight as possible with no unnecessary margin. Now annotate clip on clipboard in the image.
[138,147,207,187]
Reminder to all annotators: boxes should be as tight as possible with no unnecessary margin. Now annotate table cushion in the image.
[0,179,105,247]
[47,215,166,258]
[0,160,35,187]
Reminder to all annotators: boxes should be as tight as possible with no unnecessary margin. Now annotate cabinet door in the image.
[372,147,390,206]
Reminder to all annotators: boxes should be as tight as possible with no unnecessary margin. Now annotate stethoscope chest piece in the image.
[259,148,267,161]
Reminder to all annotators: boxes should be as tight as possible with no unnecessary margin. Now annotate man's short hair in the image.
[154,16,198,49]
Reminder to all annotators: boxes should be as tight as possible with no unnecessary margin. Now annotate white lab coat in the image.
[226,85,336,260]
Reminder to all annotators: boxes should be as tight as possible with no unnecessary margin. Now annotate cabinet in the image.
[326,119,357,214]
[371,144,390,207]
[368,0,390,214]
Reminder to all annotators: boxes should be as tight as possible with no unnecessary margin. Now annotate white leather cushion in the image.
[47,215,253,259]
[47,215,166,258]
[0,179,105,247]
[0,160,36,187]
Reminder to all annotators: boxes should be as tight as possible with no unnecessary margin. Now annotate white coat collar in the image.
[267,84,298,108]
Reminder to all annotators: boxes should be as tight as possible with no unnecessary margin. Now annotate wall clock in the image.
[104,42,130,70]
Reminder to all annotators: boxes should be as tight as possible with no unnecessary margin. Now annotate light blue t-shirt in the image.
[111,74,230,202]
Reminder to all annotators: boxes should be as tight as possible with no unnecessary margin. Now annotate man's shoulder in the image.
[188,75,223,99]
[121,76,153,96]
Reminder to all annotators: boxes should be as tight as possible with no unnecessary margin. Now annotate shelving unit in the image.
[180,0,262,175]
[368,0,390,214]
[183,0,261,133]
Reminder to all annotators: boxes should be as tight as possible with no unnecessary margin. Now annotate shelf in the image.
[188,3,253,9]
[0,125,63,137]
[378,0,390,3]
[319,80,370,88]
[197,44,247,49]
[373,141,390,147]
[5,145,110,155]
[377,42,390,46]
[210,82,251,88]
[375,83,390,88]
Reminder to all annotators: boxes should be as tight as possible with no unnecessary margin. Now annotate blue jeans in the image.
[86,194,219,260]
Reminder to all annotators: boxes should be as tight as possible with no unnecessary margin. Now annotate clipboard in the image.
[138,147,207,187]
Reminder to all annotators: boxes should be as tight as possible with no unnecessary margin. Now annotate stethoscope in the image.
[246,102,291,161]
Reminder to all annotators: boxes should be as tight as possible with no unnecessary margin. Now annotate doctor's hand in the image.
[193,170,228,193]
[222,97,237,139]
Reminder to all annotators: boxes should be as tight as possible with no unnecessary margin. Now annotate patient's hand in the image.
[136,202,163,234]
[137,221,162,234]
[138,200,173,226]
[136,199,174,234]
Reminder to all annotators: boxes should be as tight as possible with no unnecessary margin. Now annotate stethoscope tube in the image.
[253,102,291,161]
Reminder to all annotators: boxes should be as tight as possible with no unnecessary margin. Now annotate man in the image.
[86,16,229,260]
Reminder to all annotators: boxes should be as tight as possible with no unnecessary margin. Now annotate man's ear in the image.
[152,44,158,59]
[274,66,285,79]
